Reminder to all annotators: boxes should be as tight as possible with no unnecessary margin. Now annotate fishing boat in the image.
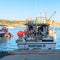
[16,21,56,50]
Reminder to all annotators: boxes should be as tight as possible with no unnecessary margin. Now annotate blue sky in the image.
[0,0,60,21]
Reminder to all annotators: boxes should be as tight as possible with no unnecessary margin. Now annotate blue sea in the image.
[0,26,60,51]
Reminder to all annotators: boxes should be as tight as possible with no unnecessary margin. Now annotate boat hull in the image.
[17,42,56,50]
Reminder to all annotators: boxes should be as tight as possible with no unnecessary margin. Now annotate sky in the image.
[0,0,60,21]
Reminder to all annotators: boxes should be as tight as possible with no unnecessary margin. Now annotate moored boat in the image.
[0,27,13,42]
[16,21,56,50]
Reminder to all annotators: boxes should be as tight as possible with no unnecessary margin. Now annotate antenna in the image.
[48,11,56,20]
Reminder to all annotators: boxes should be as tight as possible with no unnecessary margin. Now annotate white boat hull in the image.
[17,42,56,50]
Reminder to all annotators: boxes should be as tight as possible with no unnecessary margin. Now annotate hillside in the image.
[0,19,60,27]
[0,19,27,27]
[51,21,60,27]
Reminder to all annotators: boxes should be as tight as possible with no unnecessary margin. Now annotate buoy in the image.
[23,30,28,35]
[17,31,23,37]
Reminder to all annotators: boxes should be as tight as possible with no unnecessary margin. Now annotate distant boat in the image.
[0,27,13,42]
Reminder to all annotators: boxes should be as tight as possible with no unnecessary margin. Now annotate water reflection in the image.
[0,26,60,51]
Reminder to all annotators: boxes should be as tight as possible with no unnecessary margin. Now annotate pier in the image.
[0,50,60,60]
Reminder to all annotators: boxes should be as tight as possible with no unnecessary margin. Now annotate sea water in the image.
[0,26,60,51]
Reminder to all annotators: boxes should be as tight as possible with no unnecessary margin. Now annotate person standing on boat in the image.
[33,33,37,42]
[35,17,39,24]
[38,26,43,39]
